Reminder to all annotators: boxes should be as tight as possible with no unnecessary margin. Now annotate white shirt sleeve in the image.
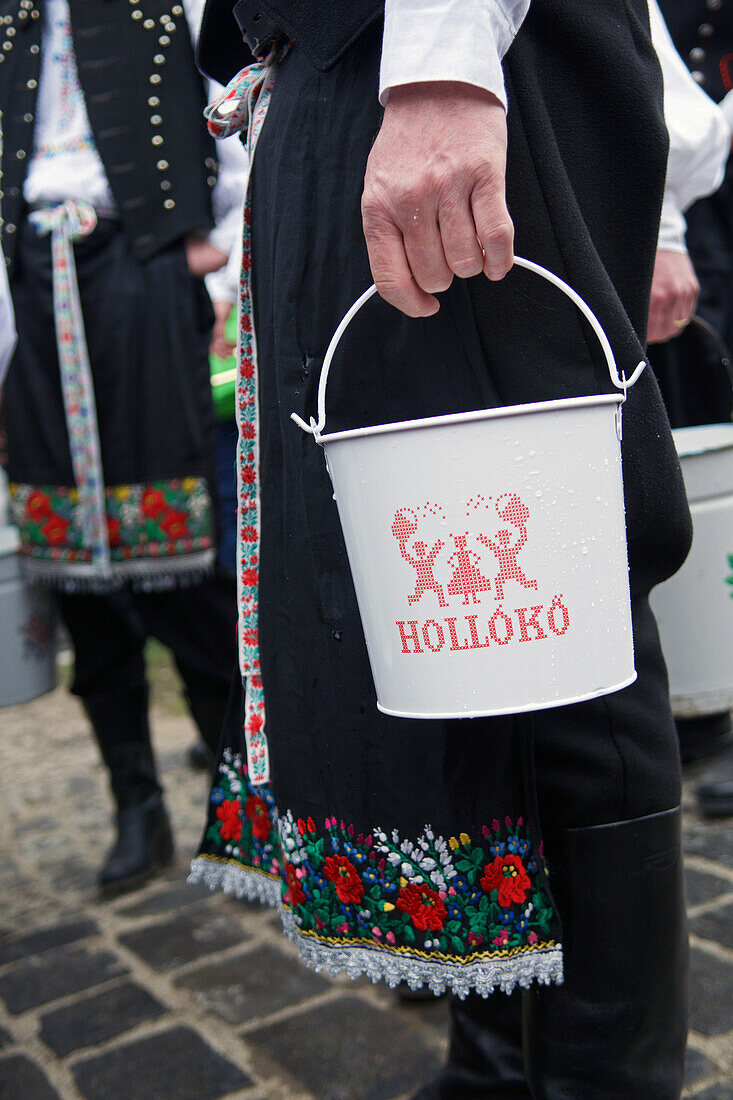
[185,0,247,260]
[379,0,531,108]
[649,0,730,252]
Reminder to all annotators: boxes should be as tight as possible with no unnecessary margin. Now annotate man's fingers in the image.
[403,213,454,295]
[472,181,514,281]
[363,206,439,317]
[438,200,486,279]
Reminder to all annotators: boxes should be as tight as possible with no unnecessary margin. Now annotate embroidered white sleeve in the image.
[379,0,531,108]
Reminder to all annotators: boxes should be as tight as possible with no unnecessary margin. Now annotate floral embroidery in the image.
[9,478,214,566]
[278,812,555,960]
[202,748,281,879]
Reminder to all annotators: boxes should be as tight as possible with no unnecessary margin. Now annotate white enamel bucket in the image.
[650,421,733,717]
[0,525,57,707]
[292,258,644,719]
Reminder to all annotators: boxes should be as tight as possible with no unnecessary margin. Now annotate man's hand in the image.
[647,250,700,344]
[184,234,227,278]
[210,299,236,360]
[362,81,514,317]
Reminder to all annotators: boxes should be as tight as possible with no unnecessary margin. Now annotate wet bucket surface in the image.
[650,422,733,716]
[0,526,57,707]
[293,259,642,719]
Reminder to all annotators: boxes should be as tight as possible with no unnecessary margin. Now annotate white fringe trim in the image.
[188,855,281,907]
[188,855,564,999]
[22,550,216,593]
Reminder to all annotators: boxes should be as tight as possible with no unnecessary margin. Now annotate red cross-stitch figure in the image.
[478,494,538,602]
[392,508,448,607]
[446,532,492,605]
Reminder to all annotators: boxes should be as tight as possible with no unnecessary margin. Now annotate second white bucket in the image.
[292,259,643,719]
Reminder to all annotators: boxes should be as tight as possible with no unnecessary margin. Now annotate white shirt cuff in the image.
[657,193,688,254]
[379,1,517,108]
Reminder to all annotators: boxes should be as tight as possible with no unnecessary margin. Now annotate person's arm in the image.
[647,0,729,341]
[363,1,530,317]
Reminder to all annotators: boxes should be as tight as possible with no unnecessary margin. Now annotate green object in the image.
[209,306,238,421]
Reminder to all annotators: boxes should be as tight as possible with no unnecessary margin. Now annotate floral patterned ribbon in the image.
[205,60,279,785]
[29,200,111,575]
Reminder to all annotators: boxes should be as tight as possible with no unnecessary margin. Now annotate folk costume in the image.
[0,0,241,890]
[191,0,693,1093]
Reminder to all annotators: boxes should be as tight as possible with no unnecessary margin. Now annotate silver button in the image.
[154,53,164,64]
[152,134,163,145]
[148,95,160,106]
[172,4,183,13]
[30,43,39,53]
[132,8,142,17]
[9,187,18,196]
[158,34,169,45]
[207,175,217,186]
[23,112,33,122]
[164,198,175,209]
[2,43,12,51]
[692,69,705,83]
[18,9,27,18]
[30,8,38,16]
[156,159,168,170]
[26,78,37,88]
[707,0,723,10]
[7,26,15,35]
[690,46,706,64]
[0,191,4,199]
[149,73,161,84]
[5,224,15,234]
[143,18,154,28]
[21,0,32,7]
[160,180,171,190]
[698,22,714,37]
[150,113,162,124]
[15,149,25,159]
[165,21,175,31]
[3,14,12,23]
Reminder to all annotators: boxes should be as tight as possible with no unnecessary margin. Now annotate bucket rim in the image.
[317,392,623,446]
[376,670,637,720]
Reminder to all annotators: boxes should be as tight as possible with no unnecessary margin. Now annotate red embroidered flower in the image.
[27,490,51,521]
[242,525,258,543]
[142,488,167,518]
[216,798,242,841]
[242,567,259,586]
[323,855,364,904]
[244,795,271,841]
[242,466,255,484]
[241,423,255,440]
[396,883,447,931]
[246,712,264,733]
[480,854,532,908]
[285,862,305,906]
[241,358,254,379]
[41,514,70,546]
[160,509,189,540]
[107,517,122,547]
[242,628,258,646]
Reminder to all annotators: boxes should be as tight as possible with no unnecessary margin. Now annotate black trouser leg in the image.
[57,591,161,808]
[135,570,237,754]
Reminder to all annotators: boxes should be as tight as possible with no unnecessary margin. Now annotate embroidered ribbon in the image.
[29,200,110,574]
[205,61,279,785]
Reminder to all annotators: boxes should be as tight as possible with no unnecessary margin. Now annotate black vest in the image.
[659,0,733,102]
[0,0,218,273]
[196,0,382,83]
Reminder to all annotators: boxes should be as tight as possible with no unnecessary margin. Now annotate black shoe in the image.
[187,740,214,772]
[697,777,733,817]
[99,795,174,897]
[677,712,733,765]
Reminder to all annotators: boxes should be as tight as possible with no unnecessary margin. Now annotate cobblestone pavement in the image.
[1,645,732,1100]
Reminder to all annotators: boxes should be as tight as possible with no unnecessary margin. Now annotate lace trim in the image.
[188,855,281,908]
[281,908,563,999]
[188,855,564,999]
[21,551,216,593]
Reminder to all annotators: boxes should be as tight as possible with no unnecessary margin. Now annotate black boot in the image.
[523,807,688,1099]
[82,682,173,894]
[413,992,530,1099]
[99,794,174,896]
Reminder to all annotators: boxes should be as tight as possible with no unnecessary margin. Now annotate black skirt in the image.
[192,0,692,997]
[5,214,219,591]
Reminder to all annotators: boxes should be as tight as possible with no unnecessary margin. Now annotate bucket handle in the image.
[291,256,646,437]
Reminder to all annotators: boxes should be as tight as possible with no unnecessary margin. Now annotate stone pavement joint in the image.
[0,646,731,1099]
